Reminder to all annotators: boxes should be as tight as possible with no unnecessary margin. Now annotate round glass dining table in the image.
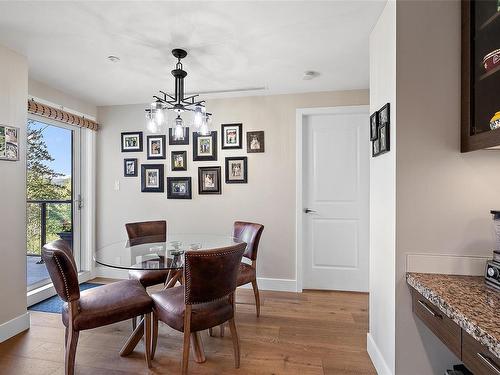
[93,233,246,363]
[94,233,245,271]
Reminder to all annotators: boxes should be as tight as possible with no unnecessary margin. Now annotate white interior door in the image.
[302,109,369,291]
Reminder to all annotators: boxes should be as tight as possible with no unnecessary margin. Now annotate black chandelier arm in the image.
[159,91,176,102]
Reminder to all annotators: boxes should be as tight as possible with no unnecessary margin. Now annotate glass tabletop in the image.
[94,233,245,270]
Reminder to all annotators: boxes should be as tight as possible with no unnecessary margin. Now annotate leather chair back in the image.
[41,240,80,302]
[233,221,264,261]
[184,243,246,305]
[126,220,167,246]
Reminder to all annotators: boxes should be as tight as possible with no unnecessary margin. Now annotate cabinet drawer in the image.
[463,331,500,375]
[411,289,461,358]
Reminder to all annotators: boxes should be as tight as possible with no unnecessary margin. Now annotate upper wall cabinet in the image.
[461,0,500,152]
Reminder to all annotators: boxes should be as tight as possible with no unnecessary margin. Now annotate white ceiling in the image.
[0,1,385,106]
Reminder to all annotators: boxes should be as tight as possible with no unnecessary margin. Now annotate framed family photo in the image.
[193,131,217,161]
[141,164,164,192]
[121,131,143,152]
[123,158,138,177]
[378,123,390,154]
[247,131,265,153]
[221,123,242,149]
[378,103,390,126]
[167,177,192,199]
[370,112,378,141]
[147,135,166,159]
[171,151,187,171]
[0,125,19,161]
[225,157,248,184]
[198,166,221,195]
[169,127,190,145]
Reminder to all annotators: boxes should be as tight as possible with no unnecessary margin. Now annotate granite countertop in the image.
[407,272,500,359]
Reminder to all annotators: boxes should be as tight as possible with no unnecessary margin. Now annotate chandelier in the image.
[145,48,212,139]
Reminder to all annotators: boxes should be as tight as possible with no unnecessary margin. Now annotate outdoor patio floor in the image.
[27,255,50,286]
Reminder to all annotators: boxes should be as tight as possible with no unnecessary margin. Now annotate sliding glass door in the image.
[26,117,81,291]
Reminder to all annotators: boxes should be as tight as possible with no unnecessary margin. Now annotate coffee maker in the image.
[485,211,500,290]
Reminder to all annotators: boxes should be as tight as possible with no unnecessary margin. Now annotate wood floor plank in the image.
[0,284,375,374]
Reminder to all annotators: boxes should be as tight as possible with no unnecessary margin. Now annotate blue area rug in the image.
[29,283,102,313]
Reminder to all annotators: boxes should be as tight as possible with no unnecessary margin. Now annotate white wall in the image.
[29,78,97,118]
[96,90,369,284]
[395,1,500,374]
[367,2,396,374]
[0,44,29,341]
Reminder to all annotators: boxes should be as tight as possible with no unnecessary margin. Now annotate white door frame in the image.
[295,105,369,292]
[26,113,96,306]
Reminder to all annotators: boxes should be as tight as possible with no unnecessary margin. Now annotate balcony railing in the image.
[27,199,72,256]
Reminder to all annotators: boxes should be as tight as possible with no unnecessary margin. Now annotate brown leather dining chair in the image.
[150,242,246,374]
[42,240,153,375]
[126,220,171,290]
[234,221,265,317]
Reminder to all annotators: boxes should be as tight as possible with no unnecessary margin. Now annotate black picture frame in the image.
[378,123,390,154]
[141,164,164,192]
[378,103,390,126]
[167,177,192,199]
[147,135,166,160]
[370,112,379,141]
[123,158,138,177]
[168,127,190,145]
[193,131,217,161]
[171,151,187,171]
[198,166,222,195]
[247,131,265,153]
[221,123,243,149]
[121,131,143,152]
[225,157,248,184]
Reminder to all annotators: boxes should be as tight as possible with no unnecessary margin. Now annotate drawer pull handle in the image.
[477,352,500,375]
[417,300,442,319]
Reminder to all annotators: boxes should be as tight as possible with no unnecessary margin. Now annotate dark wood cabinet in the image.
[412,289,462,358]
[410,286,500,374]
[461,0,500,152]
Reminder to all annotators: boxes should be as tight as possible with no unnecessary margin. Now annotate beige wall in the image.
[0,45,28,332]
[395,1,500,374]
[29,78,97,118]
[368,1,396,373]
[96,90,369,281]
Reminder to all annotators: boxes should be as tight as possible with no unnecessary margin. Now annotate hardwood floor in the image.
[0,280,376,374]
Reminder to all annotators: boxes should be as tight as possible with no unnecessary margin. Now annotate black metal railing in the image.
[26,200,72,256]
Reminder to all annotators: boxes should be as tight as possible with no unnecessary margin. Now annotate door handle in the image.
[304,208,317,214]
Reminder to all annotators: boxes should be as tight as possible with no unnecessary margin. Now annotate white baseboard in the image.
[94,267,298,292]
[406,253,489,276]
[0,312,30,343]
[367,333,392,375]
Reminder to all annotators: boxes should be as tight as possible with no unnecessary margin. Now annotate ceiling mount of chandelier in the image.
[145,48,212,138]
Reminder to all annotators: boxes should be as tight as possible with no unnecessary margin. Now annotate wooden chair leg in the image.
[144,313,152,368]
[220,323,225,337]
[151,313,158,360]
[228,318,240,368]
[208,327,214,337]
[251,279,261,317]
[65,328,79,375]
[182,305,192,375]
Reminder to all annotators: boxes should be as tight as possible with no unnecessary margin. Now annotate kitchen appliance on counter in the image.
[486,211,500,290]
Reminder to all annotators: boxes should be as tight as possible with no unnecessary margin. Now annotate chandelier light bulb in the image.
[193,104,205,129]
[198,114,211,136]
[173,115,185,140]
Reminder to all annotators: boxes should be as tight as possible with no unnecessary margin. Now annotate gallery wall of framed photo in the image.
[119,120,265,199]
